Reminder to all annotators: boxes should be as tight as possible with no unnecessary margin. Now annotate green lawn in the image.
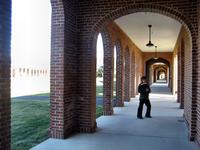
[11,99,50,150]
[12,81,116,150]
[96,85,103,97]
[34,93,50,96]
[11,94,103,150]
[96,82,116,98]
[96,106,103,118]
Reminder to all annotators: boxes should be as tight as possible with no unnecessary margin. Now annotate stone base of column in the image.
[195,139,200,150]
[116,103,124,107]
[177,97,181,103]
[183,115,195,142]
[124,98,131,102]
[189,135,195,141]
[50,129,72,139]
[103,110,113,116]
[78,123,97,133]
[180,104,184,109]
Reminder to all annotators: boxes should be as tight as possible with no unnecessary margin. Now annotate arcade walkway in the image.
[31,83,198,150]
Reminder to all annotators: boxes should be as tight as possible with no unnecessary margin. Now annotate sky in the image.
[11,0,109,70]
[11,0,51,69]
[96,34,116,70]
[96,34,104,68]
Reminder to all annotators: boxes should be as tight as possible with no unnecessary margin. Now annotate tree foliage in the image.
[96,66,103,77]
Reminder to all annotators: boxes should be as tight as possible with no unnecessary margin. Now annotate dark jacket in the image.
[138,82,151,99]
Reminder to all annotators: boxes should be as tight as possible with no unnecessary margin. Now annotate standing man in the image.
[137,76,152,119]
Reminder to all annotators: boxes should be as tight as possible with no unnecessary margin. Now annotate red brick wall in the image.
[173,27,187,109]
[143,53,173,68]
[0,1,11,150]
[172,26,192,138]
[106,22,143,98]
[196,0,200,146]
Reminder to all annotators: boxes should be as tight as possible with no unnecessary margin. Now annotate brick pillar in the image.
[135,59,139,95]
[115,40,124,107]
[124,48,131,101]
[130,52,136,98]
[102,29,114,115]
[189,35,198,141]
[0,1,11,150]
[50,0,78,138]
[177,40,185,109]
[153,68,156,83]
[177,46,181,103]
[180,40,185,109]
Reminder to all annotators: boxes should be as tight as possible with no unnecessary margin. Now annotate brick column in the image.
[102,29,114,115]
[153,68,157,83]
[115,40,124,107]
[180,40,185,109]
[124,48,131,101]
[50,0,78,138]
[130,52,136,98]
[0,1,11,150]
[177,46,181,103]
[135,62,139,95]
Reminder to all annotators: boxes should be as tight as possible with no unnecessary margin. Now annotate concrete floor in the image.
[30,83,198,150]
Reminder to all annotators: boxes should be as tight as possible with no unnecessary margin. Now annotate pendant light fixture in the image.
[154,46,158,59]
[146,25,154,47]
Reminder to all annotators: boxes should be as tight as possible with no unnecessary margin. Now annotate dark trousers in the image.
[137,98,151,117]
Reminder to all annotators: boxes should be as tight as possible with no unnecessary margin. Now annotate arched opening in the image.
[96,33,104,117]
[113,45,117,106]
[90,5,194,141]
[153,66,167,83]
[173,54,178,95]
[145,58,170,86]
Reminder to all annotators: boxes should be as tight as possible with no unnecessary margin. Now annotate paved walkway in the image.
[30,83,198,150]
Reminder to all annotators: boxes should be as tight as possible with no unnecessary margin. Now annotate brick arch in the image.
[153,66,167,82]
[92,4,196,39]
[145,58,170,83]
[115,39,124,107]
[124,47,131,101]
[156,69,167,81]
[90,2,195,100]
[89,2,197,141]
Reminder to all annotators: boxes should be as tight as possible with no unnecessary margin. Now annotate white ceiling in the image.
[115,12,182,52]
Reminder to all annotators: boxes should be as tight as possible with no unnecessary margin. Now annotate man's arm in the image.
[138,84,142,93]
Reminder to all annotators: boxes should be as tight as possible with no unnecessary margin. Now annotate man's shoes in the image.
[145,116,152,118]
[137,116,143,119]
